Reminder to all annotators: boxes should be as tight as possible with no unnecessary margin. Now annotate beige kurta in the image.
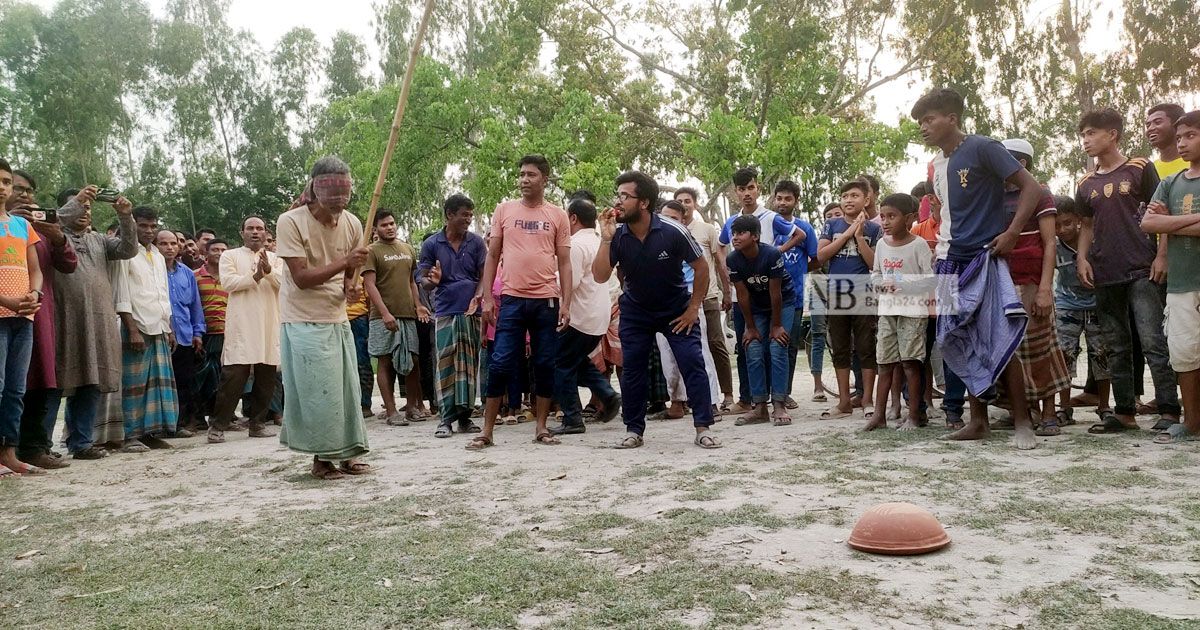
[219,246,283,366]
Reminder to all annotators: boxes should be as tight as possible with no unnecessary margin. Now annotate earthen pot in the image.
[847,502,951,555]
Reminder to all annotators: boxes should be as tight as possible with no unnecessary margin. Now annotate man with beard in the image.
[594,171,719,449]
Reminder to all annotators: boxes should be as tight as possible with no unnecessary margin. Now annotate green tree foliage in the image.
[1,0,1196,241]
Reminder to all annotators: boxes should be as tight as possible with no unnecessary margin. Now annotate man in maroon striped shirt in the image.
[194,239,228,429]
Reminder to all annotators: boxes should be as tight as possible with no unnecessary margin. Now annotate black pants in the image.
[17,388,53,460]
[213,364,277,431]
[172,346,201,428]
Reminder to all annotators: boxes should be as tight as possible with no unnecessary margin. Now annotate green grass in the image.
[1015,581,1196,630]
[960,495,1170,534]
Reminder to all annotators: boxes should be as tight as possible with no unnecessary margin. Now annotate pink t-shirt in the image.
[492,200,570,299]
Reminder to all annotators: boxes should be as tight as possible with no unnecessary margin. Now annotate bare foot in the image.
[1013,423,1038,450]
[860,415,887,432]
[897,418,920,432]
[944,418,990,441]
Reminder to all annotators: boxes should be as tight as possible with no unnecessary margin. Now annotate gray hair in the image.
[310,155,351,179]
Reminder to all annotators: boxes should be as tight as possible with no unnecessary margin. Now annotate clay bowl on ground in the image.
[847,501,951,555]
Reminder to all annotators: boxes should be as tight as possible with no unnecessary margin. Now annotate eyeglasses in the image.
[12,185,34,196]
[613,191,639,204]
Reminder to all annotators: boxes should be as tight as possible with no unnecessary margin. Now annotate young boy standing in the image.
[817,180,882,419]
[863,194,933,431]
[727,215,796,426]
[1053,196,1111,425]
[1142,110,1200,443]
[0,158,44,477]
[1074,108,1178,434]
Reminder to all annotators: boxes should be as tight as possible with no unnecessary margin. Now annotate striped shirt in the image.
[195,265,227,334]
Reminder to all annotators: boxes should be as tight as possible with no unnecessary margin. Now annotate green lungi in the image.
[279,322,369,462]
[435,314,481,423]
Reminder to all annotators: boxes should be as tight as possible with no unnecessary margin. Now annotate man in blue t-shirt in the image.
[717,166,802,413]
[727,215,796,427]
[912,87,1045,450]
[817,180,883,419]
[771,180,819,408]
[594,171,720,450]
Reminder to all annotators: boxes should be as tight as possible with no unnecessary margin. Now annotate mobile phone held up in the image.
[95,187,120,203]
[30,207,57,223]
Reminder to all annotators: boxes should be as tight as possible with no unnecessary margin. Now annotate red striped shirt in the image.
[195,265,227,334]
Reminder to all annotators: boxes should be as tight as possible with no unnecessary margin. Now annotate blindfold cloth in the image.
[312,174,353,208]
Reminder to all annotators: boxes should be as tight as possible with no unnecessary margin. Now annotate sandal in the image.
[614,433,643,449]
[1034,418,1061,437]
[734,411,769,426]
[820,407,853,420]
[1055,409,1075,427]
[1153,423,1198,444]
[1087,412,1136,434]
[533,432,561,446]
[783,396,799,410]
[434,424,453,438]
[457,421,482,434]
[772,411,793,426]
[946,416,965,430]
[121,441,150,453]
[717,400,733,415]
[7,463,46,475]
[811,392,827,403]
[1150,417,1176,432]
[503,415,518,426]
[339,461,372,475]
[1136,401,1157,416]
[311,459,345,480]
[465,435,493,451]
[0,464,16,479]
[694,432,722,449]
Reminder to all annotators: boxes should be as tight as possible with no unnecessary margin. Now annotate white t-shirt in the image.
[568,228,611,336]
[872,236,934,318]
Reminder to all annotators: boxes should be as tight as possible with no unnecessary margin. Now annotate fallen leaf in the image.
[15,550,41,560]
[721,536,760,546]
[549,474,567,481]
[250,581,288,592]
[493,496,511,502]
[617,565,644,577]
[9,525,29,535]
[575,547,616,555]
[415,511,437,517]
[376,578,393,588]
[734,584,757,601]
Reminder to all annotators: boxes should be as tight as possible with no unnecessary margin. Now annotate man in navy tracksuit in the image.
[593,171,721,449]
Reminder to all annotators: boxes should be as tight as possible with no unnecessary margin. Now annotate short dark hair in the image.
[910,181,931,197]
[1078,108,1124,138]
[196,227,217,238]
[1174,110,1200,131]
[206,238,230,250]
[57,188,80,208]
[443,193,474,217]
[856,173,880,195]
[730,214,760,237]
[1008,151,1033,172]
[661,200,686,215]
[0,157,10,175]
[674,186,700,203]
[839,180,870,196]
[773,180,800,198]
[1149,103,1185,124]
[1054,195,1078,216]
[911,88,965,121]
[12,169,35,190]
[732,167,758,187]
[567,197,597,228]
[105,220,119,233]
[132,206,158,222]
[517,154,550,177]
[374,209,396,226]
[823,202,842,214]
[614,171,659,204]
[880,193,918,216]
[241,215,265,230]
[570,189,596,203]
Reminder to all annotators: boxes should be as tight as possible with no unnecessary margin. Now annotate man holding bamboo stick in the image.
[276,156,372,480]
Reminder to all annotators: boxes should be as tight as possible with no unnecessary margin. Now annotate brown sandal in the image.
[533,432,561,445]
[311,460,345,480]
[465,435,494,450]
[339,461,372,475]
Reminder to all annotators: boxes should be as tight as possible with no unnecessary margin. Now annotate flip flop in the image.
[811,392,827,403]
[1136,402,1158,416]
[465,435,494,450]
[1055,409,1075,426]
[614,433,643,449]
[533,432,561,445]
[0,464,16,479]
[783,397,799,410]
[771,411,792,426]
[1153,423,1199,444]
[1034,419,1061,437]
[434,424,453,438]
[820,407,853,420]
[503,415,518,426]
[694,432,721,449]
[1087,413,1136,434]
[311,467,345,480]
[1150,417,1176,432]
[734,412,769,426]
[339,461,372,475]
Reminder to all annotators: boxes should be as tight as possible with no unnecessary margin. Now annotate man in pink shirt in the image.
[470,155,573,449]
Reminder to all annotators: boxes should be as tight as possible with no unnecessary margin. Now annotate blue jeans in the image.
[554,327,615,426]
[350,315,373,409]
[732,308,752,403]
[786,309,804,395]
[747,308,796,403]
[46,385,102,453]
[809,313,827,374]
[0,318,33,447]
[486,296,559,399]
[619,303,713,435]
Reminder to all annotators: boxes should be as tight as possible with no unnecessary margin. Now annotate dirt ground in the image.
[5,375,1200,629]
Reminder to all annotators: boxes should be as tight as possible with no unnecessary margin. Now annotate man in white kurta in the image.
[206,217,283,443]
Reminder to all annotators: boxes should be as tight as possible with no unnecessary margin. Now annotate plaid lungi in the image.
[121,331,178,438]
[435,314,481,422]
[999,284,1071,406]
